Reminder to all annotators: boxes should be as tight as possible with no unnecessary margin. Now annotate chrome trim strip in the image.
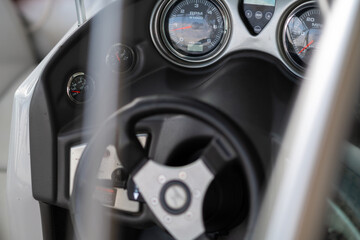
[151,0,307,76]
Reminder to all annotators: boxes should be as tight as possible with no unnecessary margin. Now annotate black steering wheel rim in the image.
[71,95,263,239]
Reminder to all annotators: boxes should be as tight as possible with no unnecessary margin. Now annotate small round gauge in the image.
[283,2,323,70]
[106,44,135,73]
[67,72,94,104]
[153,0,231,65]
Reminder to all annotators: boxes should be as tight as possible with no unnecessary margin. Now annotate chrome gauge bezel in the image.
[66,72,95,104]
[150,0,232,68]
[281,1,319,73]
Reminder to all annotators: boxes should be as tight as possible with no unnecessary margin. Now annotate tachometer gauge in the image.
[164,0,226,57]
[151,0,231,67]
[67,72,95,104]
[283,2,322,70]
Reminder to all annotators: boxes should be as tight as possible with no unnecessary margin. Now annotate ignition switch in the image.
[111,168,128,188]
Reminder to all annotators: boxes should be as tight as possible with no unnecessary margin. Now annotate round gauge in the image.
[152,0,231,66]
[67,73,95,104]
[106,44,135,73]
[283,2,323,70]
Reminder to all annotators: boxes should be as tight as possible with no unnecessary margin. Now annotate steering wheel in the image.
[71,95,263,240]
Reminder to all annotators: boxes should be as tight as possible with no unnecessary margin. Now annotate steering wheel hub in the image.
[134,159,214,240]
[161,180,191,214]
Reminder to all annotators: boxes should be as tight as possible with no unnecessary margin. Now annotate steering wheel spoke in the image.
[133,159,214,240]
[200,137,237,174]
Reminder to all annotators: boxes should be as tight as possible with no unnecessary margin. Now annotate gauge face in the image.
[67,73,94,104]
[161,0,230,62]
[283,3,322,70]
[106,44,135,73]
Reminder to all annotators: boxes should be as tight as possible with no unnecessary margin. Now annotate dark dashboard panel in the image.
[29,0,297,207]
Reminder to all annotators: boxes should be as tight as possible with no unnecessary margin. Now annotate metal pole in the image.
[75,0,87,26]
[254,0,360,239]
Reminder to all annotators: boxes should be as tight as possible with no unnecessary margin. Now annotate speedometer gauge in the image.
[151,0,231,67]
[283,2,322,70]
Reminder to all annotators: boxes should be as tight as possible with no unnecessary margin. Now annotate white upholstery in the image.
[0,67,35,240]
[0,0,35,91]
[0,0,35,170]
[0,68,35,171]
[0,1,35,239]
[0,172,9,240]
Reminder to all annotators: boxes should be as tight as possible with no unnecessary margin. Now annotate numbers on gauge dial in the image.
[284,6,322,69]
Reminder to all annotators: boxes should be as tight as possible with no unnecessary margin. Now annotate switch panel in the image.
[242,0,276,35]
[69,134,148,212]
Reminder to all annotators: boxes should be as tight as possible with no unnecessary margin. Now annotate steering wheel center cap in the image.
[160,180,191,215]
[165,185,187,209]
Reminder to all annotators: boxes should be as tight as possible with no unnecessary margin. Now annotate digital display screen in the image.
[187,44,204,52]
[244,0,275,6]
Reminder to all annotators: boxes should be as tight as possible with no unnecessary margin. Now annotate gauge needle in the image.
[171,25,192,31]
[116,53,121,62]
[72,91,81,93]
[298,40,314,54]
